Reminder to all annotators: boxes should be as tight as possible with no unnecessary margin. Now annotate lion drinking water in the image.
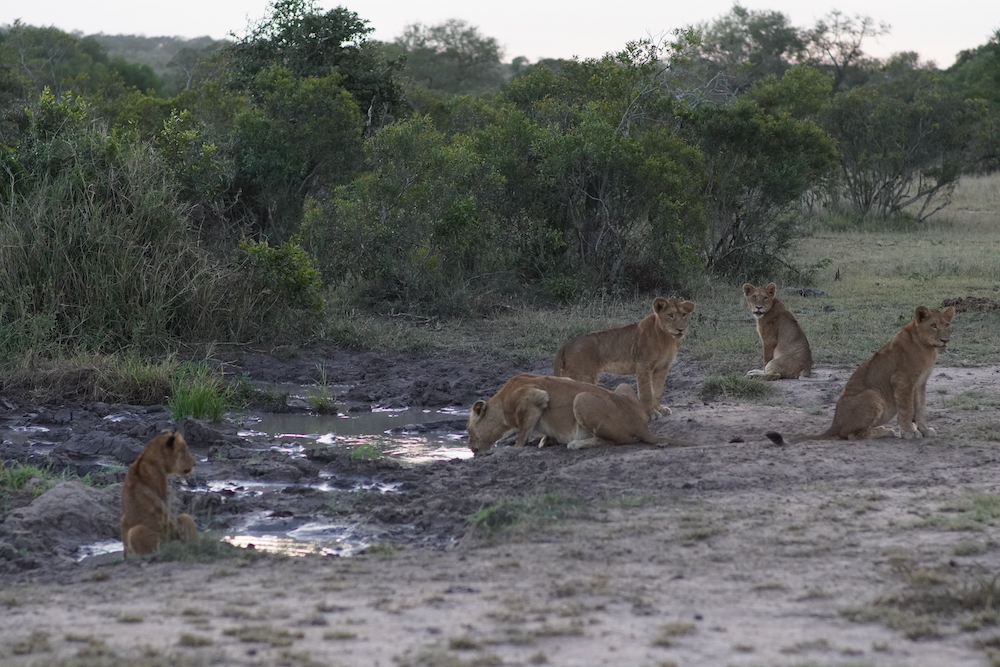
[120,431,198,556]
[553,297,695,417]
[766,305,955,444]
[467,373,694,456]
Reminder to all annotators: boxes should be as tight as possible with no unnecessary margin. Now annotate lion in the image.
[120,431,198,557]
[467,373,695,456]
[766,305,955,445]
[553,297,695,417]
[743,282,814,380]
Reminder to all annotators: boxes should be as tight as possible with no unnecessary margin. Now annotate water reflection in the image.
[244,404,473,463]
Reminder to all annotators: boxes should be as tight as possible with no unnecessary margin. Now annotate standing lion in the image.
[120,431,198,556]
[553,297,695,417]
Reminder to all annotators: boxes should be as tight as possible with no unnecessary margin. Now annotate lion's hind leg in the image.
[174,513,198,545]
[834,390,897,440]
[125,523,162,556]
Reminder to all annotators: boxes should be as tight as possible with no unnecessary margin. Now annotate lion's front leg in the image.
[893,381,920,438]
[639,366,670,418]
[913,378,935,437]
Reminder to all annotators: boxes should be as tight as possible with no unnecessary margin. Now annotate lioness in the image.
[467,373,693,456]
[767,305,955,444]
[553,297,695,417]
[120,431,198,557]
[743,282,813,380]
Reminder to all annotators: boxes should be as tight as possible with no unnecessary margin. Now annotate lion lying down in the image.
[467,373,694,456]
[120,431,198,557]
[767,305,955,444]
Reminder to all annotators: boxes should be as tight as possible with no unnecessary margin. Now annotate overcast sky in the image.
[3,0,997,69]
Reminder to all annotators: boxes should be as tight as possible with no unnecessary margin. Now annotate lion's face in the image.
[912,305,955,348]
[743,282,777,319]
[467,401,504,456]
[154,432,195,476]
[653,297,696,339]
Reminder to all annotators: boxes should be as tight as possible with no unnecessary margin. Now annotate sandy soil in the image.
[3,353,1000,666]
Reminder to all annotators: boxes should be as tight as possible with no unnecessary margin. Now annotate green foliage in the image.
[168,364,235,421]
[685,98,838,281]
[699,374,776,401]
[227,0,406,131]
[468,493,579,535]
[156,109,230,203]
[820,77,983,220]
[303,115,506,313]
[389,20,504,96]
[231,65,363,238]
[238,238,325,312]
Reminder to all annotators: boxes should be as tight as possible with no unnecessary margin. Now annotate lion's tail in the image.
[765,428,834,445]
[552,345,566,376]
[653,435,704,448]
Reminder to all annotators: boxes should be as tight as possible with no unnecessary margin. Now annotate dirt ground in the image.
[3,349,1000,667]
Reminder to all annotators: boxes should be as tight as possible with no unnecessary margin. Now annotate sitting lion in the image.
[743,282,813,380]
[467,373,694,456]
[553,297,695,417]
[120,431,198,557]
[766,305,955,444]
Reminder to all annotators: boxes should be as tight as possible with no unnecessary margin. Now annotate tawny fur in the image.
[767,305,955,445]
[467,374,695,456]
[743,282,813,380]
[120,431,198,556]
[552,297,695,417]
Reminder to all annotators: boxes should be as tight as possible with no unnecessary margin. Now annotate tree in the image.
[804,10,889,93]
[227,0,406,132]
[390,20,504,95]
[820,78,983,220]
[693,4,806,96]
[684,98,838,280]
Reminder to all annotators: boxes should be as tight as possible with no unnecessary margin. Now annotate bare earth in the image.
[3,355,1000,667]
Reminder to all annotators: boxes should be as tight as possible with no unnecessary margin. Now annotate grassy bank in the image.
[318,173,1000,374]
[2,175,997,405]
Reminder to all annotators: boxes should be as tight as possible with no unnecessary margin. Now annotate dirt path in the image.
[3,364,1000,666]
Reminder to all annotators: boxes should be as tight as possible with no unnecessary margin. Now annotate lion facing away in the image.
[743,282,813,380]
[767,305,955,445]
[467,374,693,456]
[553,297,695,417]
[120,431,198,557]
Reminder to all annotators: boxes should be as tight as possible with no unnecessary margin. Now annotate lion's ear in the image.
[680,300,695,314]
[942,306,956,322]
[471,400,487,417]
[765,283,777,296]
[742,283,755,296]
[165,434,176,449]
[914,305,930,322]
[652,297,669,313]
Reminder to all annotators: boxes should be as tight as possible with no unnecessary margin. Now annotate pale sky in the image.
[3,0,997,69]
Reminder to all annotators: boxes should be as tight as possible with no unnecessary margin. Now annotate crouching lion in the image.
[120,431,198,556]
[743,282,814,380]
[553,297,695,417]
[467,373,694,456]
[767,305,955,444]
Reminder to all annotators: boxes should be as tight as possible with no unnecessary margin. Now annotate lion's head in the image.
[653,297,696,339]
[743,282,777,319]
[150,432,195,476]
[912,305,956,348]
[467,401,504,456]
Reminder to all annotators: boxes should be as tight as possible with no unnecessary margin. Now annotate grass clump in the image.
[468,493,580,537]
[699,374,775,401]
[168,363,239,421]
[151,532,268,564]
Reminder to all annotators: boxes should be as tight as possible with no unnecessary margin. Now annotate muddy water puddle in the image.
[216,397,471,558]
[78,395,473,562]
